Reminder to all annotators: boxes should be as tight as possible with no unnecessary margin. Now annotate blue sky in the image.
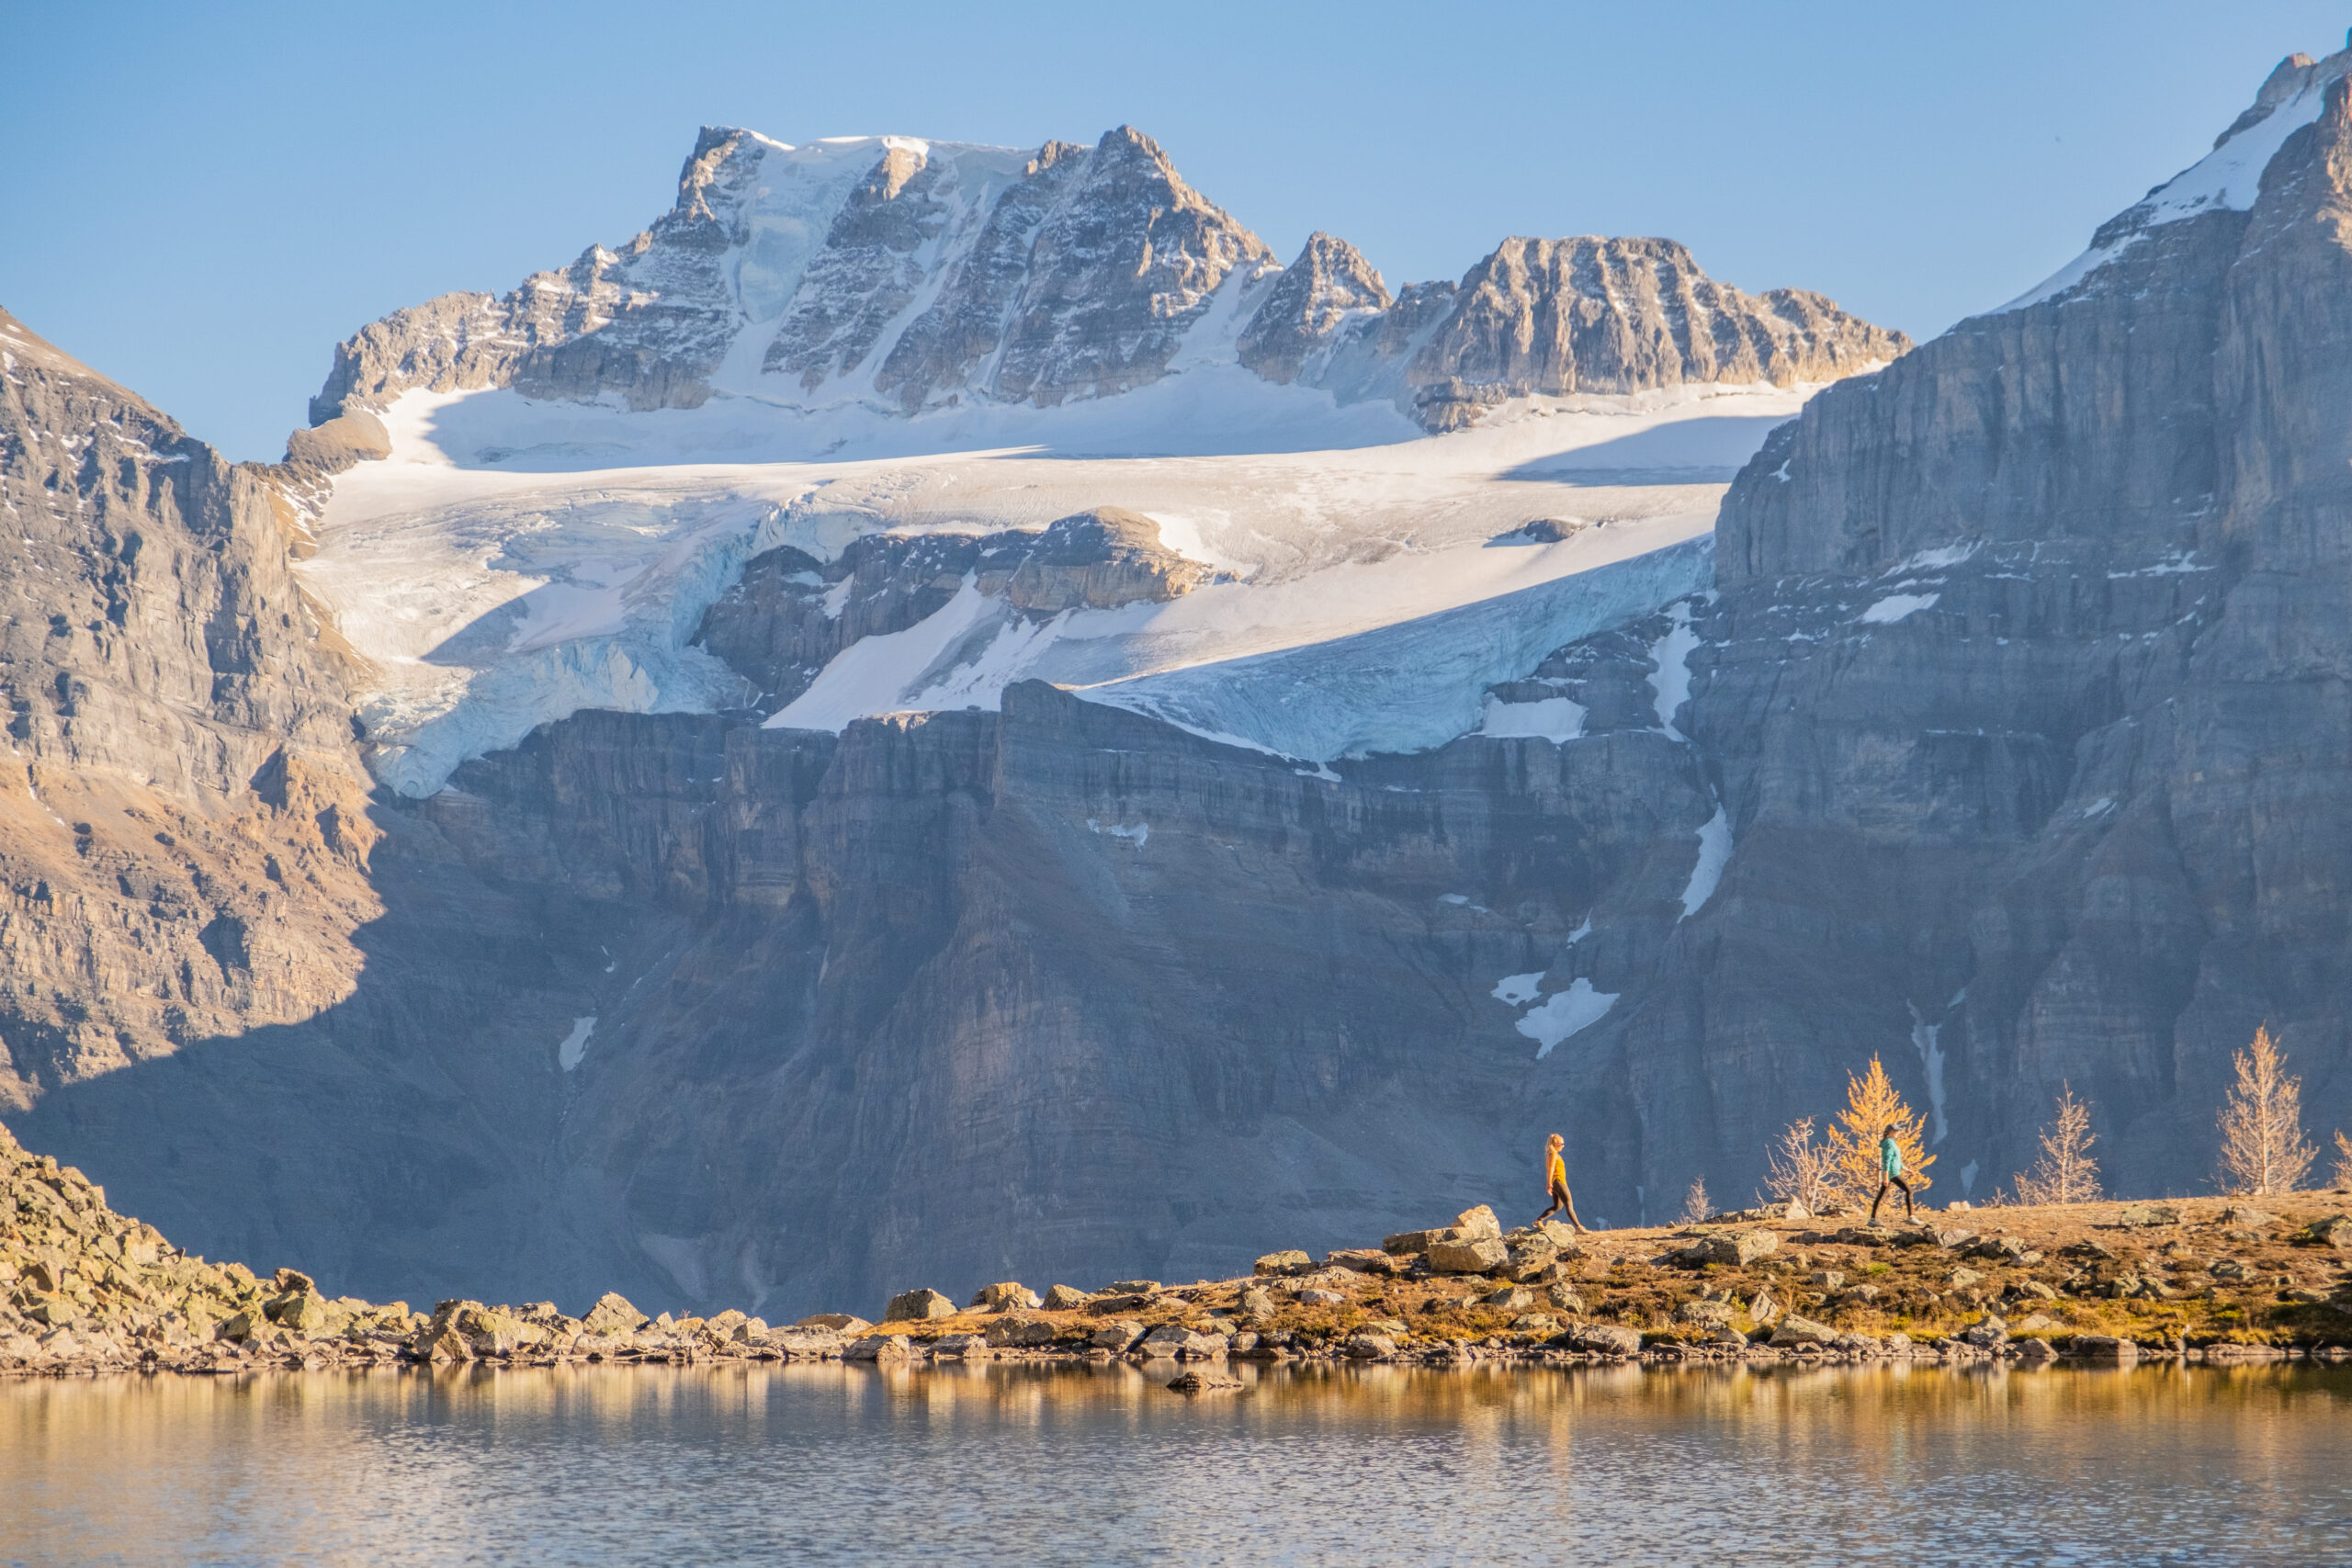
[6,1,2347,459]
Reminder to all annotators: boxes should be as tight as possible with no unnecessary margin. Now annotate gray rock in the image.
[1426,1238,1510,1275]
[968,1281,1041,1312]
[1561,1322,1644,1357]
[981,1314,1060,1348]
[882,1289,956,1323]
[1769,1315,1839,1348]
[2296,1214,2352,1249]
[1090,1320,1146,1351]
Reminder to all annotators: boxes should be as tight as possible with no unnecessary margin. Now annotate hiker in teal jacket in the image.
[1868,1122,1916,1224]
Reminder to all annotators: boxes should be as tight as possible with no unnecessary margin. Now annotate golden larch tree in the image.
[2334,1130,2352,1192]
[1830,1055,1935,1200]
[2216,1025,2315,1196]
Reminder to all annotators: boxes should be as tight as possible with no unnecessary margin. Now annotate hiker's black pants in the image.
[1871,1174,1913,1216]
[1537,1179,1577,1224]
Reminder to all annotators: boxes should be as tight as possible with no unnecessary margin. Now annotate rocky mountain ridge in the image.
[6,44,2352,1328]
[308,124,1903,436]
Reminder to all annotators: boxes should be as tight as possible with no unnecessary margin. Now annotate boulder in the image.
[1769,1315,1838,1348]
[1106,1280,1162,1295]
[2070,1334,2139,1361]
[1948,1268,1984,1289]
[1480,1286,1533,1311]
[928,1334,991,1359]
[1959,1315,2009,1348]
[845,1334,914,1362]
[1139,1325,1221,1359]
[2295,1213,2352,1249]
[1545,1284,1588,1315]
[25,1294,81,1328]
[883,1288,956,1323]
[1561,1322,1643,1357]
[982,1315,1061,1348]
[1382,1230,1448,1255]
[1427,1237,1510,1275]
[1324,1248,1404,1275]
[1253,1251,1312,1277]
[2015,1337,2059,1363]
[266,1291,329,1335]
[582,1292,647,1337]
[1041,1285,1090,1311]
[1453,1205,1503,1241]
[2117,1203,2183,1228]
[2218,1205,2278,1229]
[1345,1332,1397,1359]
[1091,1320,1146,1351]
[795,1313,872,1334]
[1240,1289,1276,1318]
[1676,1300,1736,1330]
[1165,1369,1243,1393]
[1295,1288,1346,1307]
[1680,1230,1780,1266]
[968,1281,1041,1312]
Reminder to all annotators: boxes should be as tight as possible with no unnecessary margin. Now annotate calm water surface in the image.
[3,1360,2348,1565]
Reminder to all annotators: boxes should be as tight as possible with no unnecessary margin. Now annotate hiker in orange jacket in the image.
[1535,1133,1589,1233]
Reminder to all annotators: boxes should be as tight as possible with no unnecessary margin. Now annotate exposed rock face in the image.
[982,127,1274,405]
[1572,47,2352,1209]
[1398,237,1907,431]
[765,145,958,390]
[312,126,1278,422]
[695,507,1221,712]
[1236,232,1392,384]
[0,310,376,1110]
[307,123,1895,433]
[311,125,780,420]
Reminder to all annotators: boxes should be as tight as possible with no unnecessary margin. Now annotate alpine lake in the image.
[3,1359,2348,1565]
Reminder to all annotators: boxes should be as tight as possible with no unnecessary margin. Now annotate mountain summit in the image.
[310,124,1904,434]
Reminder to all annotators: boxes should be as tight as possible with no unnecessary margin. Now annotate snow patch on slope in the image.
[1478,694,1586,742]
[1860,592,1939,625]
[1517,979,1619,1057]
[1678,808,1732,921]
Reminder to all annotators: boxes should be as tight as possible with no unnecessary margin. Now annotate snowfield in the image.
[300,371,1826,795]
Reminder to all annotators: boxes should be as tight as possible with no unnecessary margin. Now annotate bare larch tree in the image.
[2217,1025,2316,1196]
[2010,1083,2101,1205]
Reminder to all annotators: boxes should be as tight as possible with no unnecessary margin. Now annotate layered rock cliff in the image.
[0,310,378,1111]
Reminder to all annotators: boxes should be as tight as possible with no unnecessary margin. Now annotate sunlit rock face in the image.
[306,123,1899,430]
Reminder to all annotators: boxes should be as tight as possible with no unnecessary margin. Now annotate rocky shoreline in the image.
[8,1123,2352,1382]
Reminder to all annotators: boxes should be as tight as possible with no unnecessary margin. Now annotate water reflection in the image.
[4,1362,2347,1564]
